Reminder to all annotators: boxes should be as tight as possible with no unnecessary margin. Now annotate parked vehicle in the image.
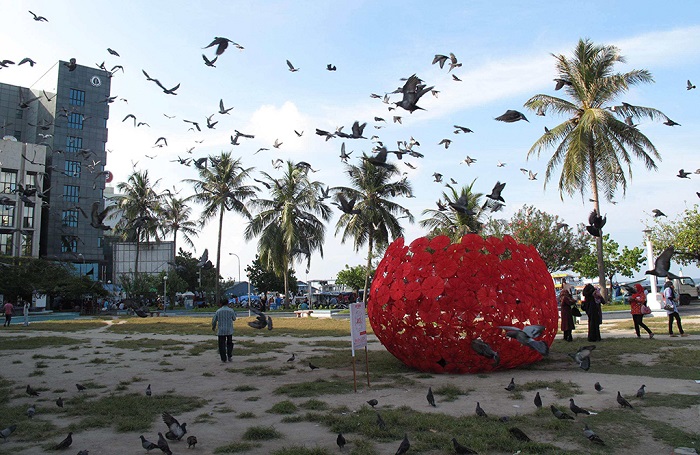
[672,276,698,305]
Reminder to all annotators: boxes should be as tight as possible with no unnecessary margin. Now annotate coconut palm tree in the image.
[111,170,162,276]
[419,180,489,242]
[334,158,414,303]
[185,153,256,303]
[160,194,199,259]
[524,38,669,297]
[244,161,332,305]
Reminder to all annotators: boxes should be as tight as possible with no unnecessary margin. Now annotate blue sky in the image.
[2,0,699,283]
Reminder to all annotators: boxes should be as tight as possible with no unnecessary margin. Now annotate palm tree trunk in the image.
[283,263,289,308]
[215,207,224,304]
[588,149,607,300]
[362,230,374,304]
[134,228,141,277]
[172,227,178,262]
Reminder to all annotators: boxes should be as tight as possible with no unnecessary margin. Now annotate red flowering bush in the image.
[367,234,558,373]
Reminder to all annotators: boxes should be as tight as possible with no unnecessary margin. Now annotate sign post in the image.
[350,301,370,392]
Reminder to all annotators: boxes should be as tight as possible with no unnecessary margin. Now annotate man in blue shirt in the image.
[212,298,237,362]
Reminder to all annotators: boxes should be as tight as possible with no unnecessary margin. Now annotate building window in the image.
[24,173,36,190]
[1,204,15,227]
[0,170,17,193]
[66,136,82,153]
[15,109,23,119]
[69,89,85,106]
[13,131,21,141]
[63,185,80,203]
[61,236,78,253]
[97,237,104,248]
[23,205,34,228]
[62,209,78,227]
[21,233,32,256]
[67,113,83,129]
[65,160,81,178]
[0,233,12,255]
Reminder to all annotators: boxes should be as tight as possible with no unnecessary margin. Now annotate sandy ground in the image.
[0,317,698,455]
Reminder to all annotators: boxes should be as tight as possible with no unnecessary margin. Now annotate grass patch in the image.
[213,441,261,453]
[32,354,67,360]
[9,320,108,332]
[242,426,283,441]
[0,336,84,350]
[271,447,333,455]
[433,384,470,402]
[237,411,256,419]
[267,400,298,414]
[245,396,260,402]
[189,340,215,356]
[275,378,353,398]
[202,372,215,377]
[230,365,287,377]
[299,399,329,411]
[194,412,217,423]
[28,370,45,377]
[638,392,700,408]
[64,392,207,432]
[234,385,258,392]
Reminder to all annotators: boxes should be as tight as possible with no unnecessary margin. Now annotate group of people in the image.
[559,280,687,341]
[3,301,31,327]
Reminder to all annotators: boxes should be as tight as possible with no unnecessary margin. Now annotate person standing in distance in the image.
[3,300,14,327]
[663,281,686,337]
[212,298,237,362]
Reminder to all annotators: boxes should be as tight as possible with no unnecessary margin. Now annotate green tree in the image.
[160,194,199,259]
[335,264,373,293]
[185,153,256,303]
[244,254,297,306]
[111,170,163,276]
[482,205,588,272]
[573,234,645,298]
[334,158,413,303]
[524,39,669,298]
[420,181,489,241]
[245,161,331,305]
[647,205,700,266]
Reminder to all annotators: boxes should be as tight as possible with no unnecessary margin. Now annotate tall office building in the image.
[0,61,112,278]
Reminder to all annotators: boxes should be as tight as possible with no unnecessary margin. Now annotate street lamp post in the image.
[163,274,168,315]
[228,253,241,285]
[643,229,661,310]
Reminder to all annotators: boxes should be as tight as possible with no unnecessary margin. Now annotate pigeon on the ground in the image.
[26,404,35,419]
[56,397,64,408]
[505,378,515,392]
[76,383,86,392]
[337,433,346,450]
[475,402,487,417]
[534,392,542,408]
[616,391,634,409]
[508,427,531,442]
[267,316,273,330]
[426,387,436,407]
[645,247,679,279]
[395,433,410,455]
[146,384,151,397]
[162,412,187,440]
[367,399,378,408]
[287,354,295,362]
[471,339,500,366]
[0,425,17,442]
[569,398,594,416]
[156,432,172,455]
[26,385,39,396]
[568,345,596,371]
[584,424,605,445]
[594,382,603,392]
[187,435,197,448]
[53,432,73,450]
[636,385,646,399]
[376,412,387,430]
[76,451,89,455]
[551,405,575,420]
[139,435,158,451]
[309,362,319,370]
[451,437,477,454]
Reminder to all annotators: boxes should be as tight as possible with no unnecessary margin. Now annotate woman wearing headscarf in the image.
[629,283,653,339]
[559,288,576,342]
[582,284,602,342]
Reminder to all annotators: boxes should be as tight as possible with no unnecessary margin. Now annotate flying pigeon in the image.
[471,339,499,366]
[162,412,187,440]
[568,344,595,371]
[651,209,666,217]
[203,37,242,55]
[498,325,549,356]
[495,109,528,123]
[645,246,678,279]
